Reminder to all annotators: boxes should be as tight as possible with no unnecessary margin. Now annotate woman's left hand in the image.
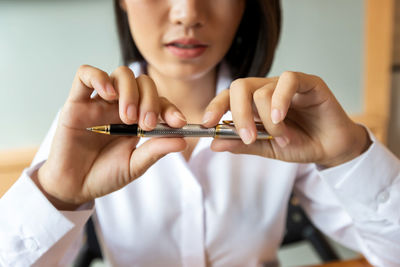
[202,71,371,168]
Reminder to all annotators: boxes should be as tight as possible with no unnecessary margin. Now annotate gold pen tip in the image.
[86,125,110,135]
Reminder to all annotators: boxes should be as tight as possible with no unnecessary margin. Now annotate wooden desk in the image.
[311,258,372,267]
[0,147,37,197]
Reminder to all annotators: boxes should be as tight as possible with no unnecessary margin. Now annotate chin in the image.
[163,61,217,81]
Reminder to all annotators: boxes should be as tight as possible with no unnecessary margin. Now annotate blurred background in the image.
[0,0,399,266]
[0,0,367,149]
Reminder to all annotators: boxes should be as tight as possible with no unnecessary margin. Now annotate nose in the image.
[169,0,205,28]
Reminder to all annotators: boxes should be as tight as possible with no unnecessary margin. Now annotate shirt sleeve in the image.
[0,113,94,266]
[294,128,400,267]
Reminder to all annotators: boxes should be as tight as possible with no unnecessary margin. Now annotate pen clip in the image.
[222,120,234,125]
[222,120,264,126]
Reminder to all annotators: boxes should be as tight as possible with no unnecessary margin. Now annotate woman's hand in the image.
[202,71,371,168]
[36,65,187,209]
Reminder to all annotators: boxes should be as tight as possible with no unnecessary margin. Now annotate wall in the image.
[388,1,400,157]
[269,0,364,115]
[0,0,120,149]
[388,72,400,156]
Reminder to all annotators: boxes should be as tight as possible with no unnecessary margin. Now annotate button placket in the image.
[174,153,206,267]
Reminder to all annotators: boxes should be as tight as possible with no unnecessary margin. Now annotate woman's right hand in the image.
[35,65,187,210]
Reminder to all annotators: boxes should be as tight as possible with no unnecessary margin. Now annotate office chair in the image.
[73,217,103,267]
[281,195,340,262]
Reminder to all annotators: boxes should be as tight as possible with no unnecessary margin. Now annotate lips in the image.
[165,38,208,59]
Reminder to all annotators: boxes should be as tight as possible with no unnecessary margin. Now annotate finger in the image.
[271,71,324,124]
[211,139,278,159]
[253,83,290,147]
[229,79,259,144]
[69,65,117,102]
[129,138,187,180]
[84,136,186,197]
[110,66,139,125]
[291,81,331,109]
[211,139,243,152]
[159,97,187,128]
[136,75,160,131]
[61,100,122,130]
[202,89,230,127]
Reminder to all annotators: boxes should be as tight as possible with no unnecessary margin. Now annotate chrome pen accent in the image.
[87,120,272,140]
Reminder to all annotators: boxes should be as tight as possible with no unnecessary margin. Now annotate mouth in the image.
[165,38,208,59]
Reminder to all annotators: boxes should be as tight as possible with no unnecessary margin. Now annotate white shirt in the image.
[1,63,400,267]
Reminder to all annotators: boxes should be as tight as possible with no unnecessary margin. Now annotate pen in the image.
[87,120,273,140]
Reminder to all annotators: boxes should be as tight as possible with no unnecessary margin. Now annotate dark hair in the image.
[114,0,281,79]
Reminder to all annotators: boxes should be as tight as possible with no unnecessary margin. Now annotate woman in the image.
[1,0,399,266]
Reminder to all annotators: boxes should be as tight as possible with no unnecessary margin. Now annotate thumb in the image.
[129,138,187,179]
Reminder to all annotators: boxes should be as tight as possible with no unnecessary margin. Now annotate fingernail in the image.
[126,104,137,122]
[202,111,213,124]
[239,128,253,145]
[144,112,157,129]
[275,136,289,148]
[174,111,186,122]
[271,109,282,124]
[106,84,116,96]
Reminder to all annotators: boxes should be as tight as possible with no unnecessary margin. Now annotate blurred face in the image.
[121,0,245,80]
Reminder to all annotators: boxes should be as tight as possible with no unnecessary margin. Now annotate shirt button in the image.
[377,190,390,204]
[24,237,38,251]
